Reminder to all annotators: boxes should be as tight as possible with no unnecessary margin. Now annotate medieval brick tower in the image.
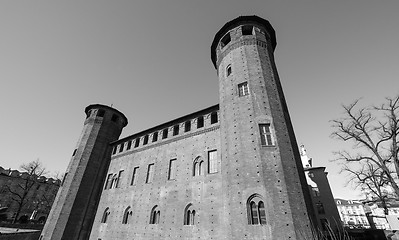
[41,105,127,240]
[211,16,315,239]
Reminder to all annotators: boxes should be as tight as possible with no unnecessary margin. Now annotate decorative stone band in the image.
[216,39,268,68]
[111,125,220,159]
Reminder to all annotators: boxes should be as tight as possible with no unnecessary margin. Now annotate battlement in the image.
[111,104,219,156]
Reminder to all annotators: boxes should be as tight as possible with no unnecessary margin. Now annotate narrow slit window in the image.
[173,125,179,136]
[197,116,204,128]
[185,120,191,132]
[259,124,273,146]
[226,65,232,77]
[238,82,249,96]
[112,146,117,155]
[126,140,132,150]
[220,33,231,48]
[242,25,254,36]
[152,132,158,142]
[131,167,139,185]
[72,149,77,156]
[168,159,177,180]
[134,138,140,148]
[119,143,124,153]
[143,135,149,145]
[162,129,168,139]
[211,112,218,124]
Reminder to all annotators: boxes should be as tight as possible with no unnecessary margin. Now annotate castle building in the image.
[41,15,316,240]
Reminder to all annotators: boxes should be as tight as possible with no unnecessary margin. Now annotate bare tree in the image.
[331,95,399,199]
[5,159,47,223]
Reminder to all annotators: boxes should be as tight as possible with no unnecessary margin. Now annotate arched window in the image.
[101,208,110,223]
[150,205,160,224]
[122,206,132,224]
[226,65,232,76]
[193,157,204,176]
[247,194,267,225]
[184,204,196,225]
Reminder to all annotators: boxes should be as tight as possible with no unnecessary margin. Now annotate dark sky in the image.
[1,1,398,199]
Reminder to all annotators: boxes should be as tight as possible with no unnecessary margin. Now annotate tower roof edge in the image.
[85,104,128,127]
[210,15,277,69]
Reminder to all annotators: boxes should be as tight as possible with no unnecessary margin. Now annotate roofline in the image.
[111,104,219,145]
[211,15,277,69]
[85,104,128,127]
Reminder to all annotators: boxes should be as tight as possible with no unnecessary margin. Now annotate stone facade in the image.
[42,16,316,240]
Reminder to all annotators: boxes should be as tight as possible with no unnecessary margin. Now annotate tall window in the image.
[111,174,118,188]
[197,116,204,128]
[238,82,249,96]
[168,159,177,180]
[119,143,124,153]
[131,167,139,185]
[146,164,154,183]
[247,194,267,225]
[193,157,204,176]
[116,170,124,188]
[184,204,196,225]
[150,206,160,224]
[259,124,273,146]
[122,206,132,224]
[208,150,218,173]
[112,146,117,155]
[101,208,110,223]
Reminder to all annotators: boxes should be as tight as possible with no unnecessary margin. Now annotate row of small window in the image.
[112,113,219,155]
[220,25,260,49]
[100,194,267,226]
[86,109,120,123]
[101,204,196,225]
[105,150,218,190]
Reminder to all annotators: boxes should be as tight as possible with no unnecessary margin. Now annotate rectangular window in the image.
[134,138,140,148]
[112,146,117,155]
[238,82,249,96]
[185,121,191,132]
[168,159,177,180]
[97,109,105,117]
[162,129,168,139]
[211,112,218,124]
[119,143,124,153]
[173,125,179,136]
[152,132,158,142]
[146,164,154,183]
[220,33,231,48]
[208,150,218,173]
[197,116,204,128]
[143,135,149,145]
[105,173,113,189]
[116,170,124,188]
[259,124,273,146]
[131,167,139,185]
[126,140,132,150]
[242,25,254,36]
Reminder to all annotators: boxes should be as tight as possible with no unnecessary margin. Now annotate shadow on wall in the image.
[0,231,41,240]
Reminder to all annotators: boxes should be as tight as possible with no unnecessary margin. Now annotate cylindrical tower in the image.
[211,16,316,239]
[41,104,127,240]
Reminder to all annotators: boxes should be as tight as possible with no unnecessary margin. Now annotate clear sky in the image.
[1,1,398,200]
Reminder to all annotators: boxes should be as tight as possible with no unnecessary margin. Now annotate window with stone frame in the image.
[259,124,274,146]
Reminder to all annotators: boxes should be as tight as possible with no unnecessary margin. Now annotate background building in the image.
[0,166,60,223]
